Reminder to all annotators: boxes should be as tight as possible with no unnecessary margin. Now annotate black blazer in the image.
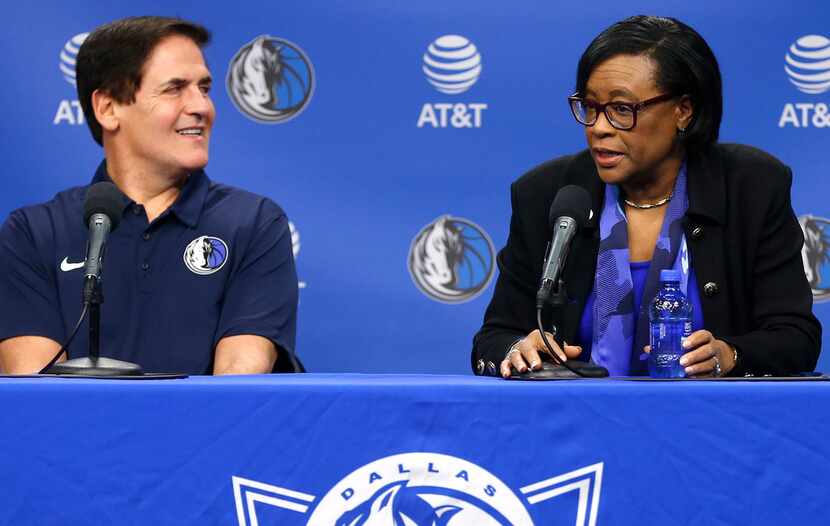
[472,144,821,376]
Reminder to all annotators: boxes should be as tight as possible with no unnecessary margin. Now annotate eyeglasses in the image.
[568,93,676,131]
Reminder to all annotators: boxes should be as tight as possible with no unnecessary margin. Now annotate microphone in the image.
[509,184,608,380]
[535,185,591,309]
[44,181,144,376]
[82,182,123,303]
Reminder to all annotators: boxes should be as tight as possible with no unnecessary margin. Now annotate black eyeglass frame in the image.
[567,93,677,131]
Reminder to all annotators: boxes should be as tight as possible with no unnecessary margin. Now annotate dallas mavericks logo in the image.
[232,453,605,525]
[60,32,89,86]
[422,35,482,95]
[408,215,495,303]
[310,454,530,525]
[227,35,315,124]
[785,35,830,95]
[799,215,830,302]
[183,236,229,275]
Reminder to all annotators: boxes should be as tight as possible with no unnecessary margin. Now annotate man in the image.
[0,17,299,375]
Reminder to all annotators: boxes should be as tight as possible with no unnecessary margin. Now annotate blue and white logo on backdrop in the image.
[59,33,88,86]
[227,36,315,124]
[289,221,306,290]
[54,32,89,126]
[232,453,605,525]
[779,34,830,128]
[417,35,488,128]
[408,215,495,303]
[785,35,830,94]
[800,215,830,302]
[183,236,229,275]
[422,35,482,94]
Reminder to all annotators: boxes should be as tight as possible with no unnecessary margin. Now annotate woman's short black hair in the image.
[575,15,722,153]
[76,16,211,146]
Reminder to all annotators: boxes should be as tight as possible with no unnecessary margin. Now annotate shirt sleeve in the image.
[471,181,540,375]
[721,166,821,376]
[212,200,299,371]
[0,209,66,344]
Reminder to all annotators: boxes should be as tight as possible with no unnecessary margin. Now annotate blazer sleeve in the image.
[722,166,821,375]
[471,181,543,375]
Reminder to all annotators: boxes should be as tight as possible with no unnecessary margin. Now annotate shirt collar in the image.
[90,159,210,228]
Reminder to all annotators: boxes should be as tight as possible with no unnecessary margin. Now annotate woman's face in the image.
[583,53,692,186]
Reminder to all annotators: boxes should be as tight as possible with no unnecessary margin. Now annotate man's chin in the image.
[178,154,209,173]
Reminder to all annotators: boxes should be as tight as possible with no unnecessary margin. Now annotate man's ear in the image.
[91,89,119,133]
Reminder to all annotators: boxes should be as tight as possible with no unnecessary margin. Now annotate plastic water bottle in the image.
[648,269,693,378]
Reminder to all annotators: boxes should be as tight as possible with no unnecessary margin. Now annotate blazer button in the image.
[691,226,704,239]
[704,282,719,297]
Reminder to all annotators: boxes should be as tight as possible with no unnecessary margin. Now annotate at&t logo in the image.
[417,35,488,129]
[778,35,830,128]
[232,452,605,525]
[54,32,88,126]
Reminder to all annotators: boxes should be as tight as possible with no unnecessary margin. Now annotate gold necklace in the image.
[623,191,673,210]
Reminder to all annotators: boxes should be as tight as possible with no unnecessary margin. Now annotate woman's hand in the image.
[646,330,735,377]
[500,330,583,378]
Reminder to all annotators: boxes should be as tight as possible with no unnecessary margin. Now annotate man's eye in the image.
[165,85,183,94]
[612,104,633,114]
[199,85,211,94]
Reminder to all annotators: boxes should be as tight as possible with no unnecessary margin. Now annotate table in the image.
[0,374,827,525]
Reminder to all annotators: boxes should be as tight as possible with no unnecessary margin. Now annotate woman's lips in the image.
[593,148,624,168]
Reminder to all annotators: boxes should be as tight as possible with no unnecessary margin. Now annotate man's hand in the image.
[213,334,277,375]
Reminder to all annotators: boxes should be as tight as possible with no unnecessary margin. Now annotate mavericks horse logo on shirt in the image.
[184,236,229,275]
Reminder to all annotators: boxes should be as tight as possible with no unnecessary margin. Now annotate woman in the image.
[472,15,821,378]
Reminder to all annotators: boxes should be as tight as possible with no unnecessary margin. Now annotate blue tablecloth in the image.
[1,374,828,525]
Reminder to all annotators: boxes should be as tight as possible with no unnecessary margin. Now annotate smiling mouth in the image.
[176,127,204,137]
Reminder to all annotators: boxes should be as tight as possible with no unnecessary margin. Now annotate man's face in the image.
[112,34,215,176]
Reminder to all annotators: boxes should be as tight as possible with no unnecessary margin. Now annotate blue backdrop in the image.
[1,0,828,374]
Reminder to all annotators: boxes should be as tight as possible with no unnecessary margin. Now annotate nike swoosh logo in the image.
[60,257,85,272]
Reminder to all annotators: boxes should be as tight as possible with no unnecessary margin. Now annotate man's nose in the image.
[184,86,212,118]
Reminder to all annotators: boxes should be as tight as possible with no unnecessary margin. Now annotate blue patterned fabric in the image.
[591,165,691,376]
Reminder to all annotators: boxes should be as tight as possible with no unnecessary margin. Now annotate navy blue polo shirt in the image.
[0,161,298,374]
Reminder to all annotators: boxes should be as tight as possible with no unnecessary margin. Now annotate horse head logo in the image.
[800,214,830,301]
[183,236,228,275]
[408,215,495,303]
[227,35,314,124]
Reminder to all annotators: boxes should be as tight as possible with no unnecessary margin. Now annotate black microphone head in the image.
[84,182,124,232]
[549,185,591,228]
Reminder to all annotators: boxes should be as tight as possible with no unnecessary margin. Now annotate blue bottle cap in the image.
[660,269,681,282]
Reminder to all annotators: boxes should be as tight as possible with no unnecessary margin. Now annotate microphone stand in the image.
[511,276,609,380]
[46,276,143,376]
